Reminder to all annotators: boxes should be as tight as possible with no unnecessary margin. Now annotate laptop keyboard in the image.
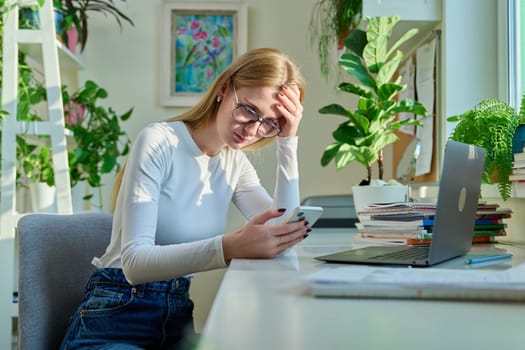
[369,246,430,261]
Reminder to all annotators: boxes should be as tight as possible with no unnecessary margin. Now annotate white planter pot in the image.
[28,183,57,213]
[352,185,408,217]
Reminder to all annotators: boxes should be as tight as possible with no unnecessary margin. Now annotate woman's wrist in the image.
[222,232,237,264]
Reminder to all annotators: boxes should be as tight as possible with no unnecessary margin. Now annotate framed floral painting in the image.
[161,2,247,106]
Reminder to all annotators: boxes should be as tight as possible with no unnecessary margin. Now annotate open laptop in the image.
[316,140,486,267]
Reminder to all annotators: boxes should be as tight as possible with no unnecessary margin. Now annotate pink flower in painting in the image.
[190,20,201,31]
[64,101,85,127]
[177,27,187,35]
[192,31,208,41]
[212,36,220,48]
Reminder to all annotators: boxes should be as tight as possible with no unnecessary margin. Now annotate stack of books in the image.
[510,148,525,196]
[353,202,512,247]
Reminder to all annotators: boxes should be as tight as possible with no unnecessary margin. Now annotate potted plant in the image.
[318,16,428,211]
[62,80,132,192]
[447,97,525,200]
[2,68,132,201]
[1,52,131,203]
[1,51,50,186]
[1,1,133,209]
[7,80,133,207]
[1,0,53,212]
[0,46,58,210]
[53,0,134,52]
[309,0,363,79]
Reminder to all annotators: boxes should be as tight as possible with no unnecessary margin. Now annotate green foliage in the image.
[63,80,132,188]
[447,97,525,200]
[309,0,362,78]
[6,78,132,189]
[1,0,48,185]
[0,0,133,190]
[9,51,51,185]
[319,16,428,183]
[17,136,55,186]
[2,67,132,188]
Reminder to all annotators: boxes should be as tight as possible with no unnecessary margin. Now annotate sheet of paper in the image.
[307,262,525,287]
[414,38,436,176]
[397,58,416,135]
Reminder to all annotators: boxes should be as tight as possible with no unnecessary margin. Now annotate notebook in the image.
[315,140,486,267]
[307,263,525,301]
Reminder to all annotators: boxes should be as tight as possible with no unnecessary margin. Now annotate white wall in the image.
[442,0,499,139]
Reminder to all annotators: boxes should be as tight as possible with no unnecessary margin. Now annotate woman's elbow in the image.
[121,247,148,285]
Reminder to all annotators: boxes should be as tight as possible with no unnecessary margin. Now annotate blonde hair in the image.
[111,48,305,210]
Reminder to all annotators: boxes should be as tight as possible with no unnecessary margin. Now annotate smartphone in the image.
[274,206,323,256]
[280,205,324,227]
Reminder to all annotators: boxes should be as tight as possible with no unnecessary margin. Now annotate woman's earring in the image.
[216,96,222,103]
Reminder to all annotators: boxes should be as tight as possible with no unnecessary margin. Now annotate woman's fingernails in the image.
[306,228,312,233]
[278,208,286,212]
[303,234,309,239]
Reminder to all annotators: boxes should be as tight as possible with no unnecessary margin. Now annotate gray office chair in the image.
[17,211,113,350]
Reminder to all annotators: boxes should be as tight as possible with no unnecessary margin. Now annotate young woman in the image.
[60,47,309,349]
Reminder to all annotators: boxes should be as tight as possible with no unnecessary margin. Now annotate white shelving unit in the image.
[0,1,85,346]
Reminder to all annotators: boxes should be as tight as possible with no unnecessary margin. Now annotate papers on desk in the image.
[307,263,525,301]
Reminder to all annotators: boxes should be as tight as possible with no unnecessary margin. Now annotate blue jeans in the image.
[60,268,195,350]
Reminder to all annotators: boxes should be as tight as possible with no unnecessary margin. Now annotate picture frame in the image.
[161,2,247,106]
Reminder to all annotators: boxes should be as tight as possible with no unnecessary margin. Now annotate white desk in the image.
[196,230,525,350]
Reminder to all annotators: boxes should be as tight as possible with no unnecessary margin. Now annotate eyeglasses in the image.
[232,84,281,138]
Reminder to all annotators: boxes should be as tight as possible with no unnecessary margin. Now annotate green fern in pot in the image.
[447,97,525,200]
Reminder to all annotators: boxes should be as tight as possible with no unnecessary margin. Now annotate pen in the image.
[464,253,513,265]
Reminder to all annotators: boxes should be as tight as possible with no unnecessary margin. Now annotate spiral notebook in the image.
[315,140,486,267]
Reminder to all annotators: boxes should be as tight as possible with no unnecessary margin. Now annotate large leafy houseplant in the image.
[320,16,428,185]
[447,97,525,200]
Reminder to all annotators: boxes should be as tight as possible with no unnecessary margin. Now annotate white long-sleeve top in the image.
[92,121,300,284]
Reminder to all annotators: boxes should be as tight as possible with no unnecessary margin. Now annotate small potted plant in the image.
[447,97,525,200]
[318,16,428,211]
[53,0,134,52]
